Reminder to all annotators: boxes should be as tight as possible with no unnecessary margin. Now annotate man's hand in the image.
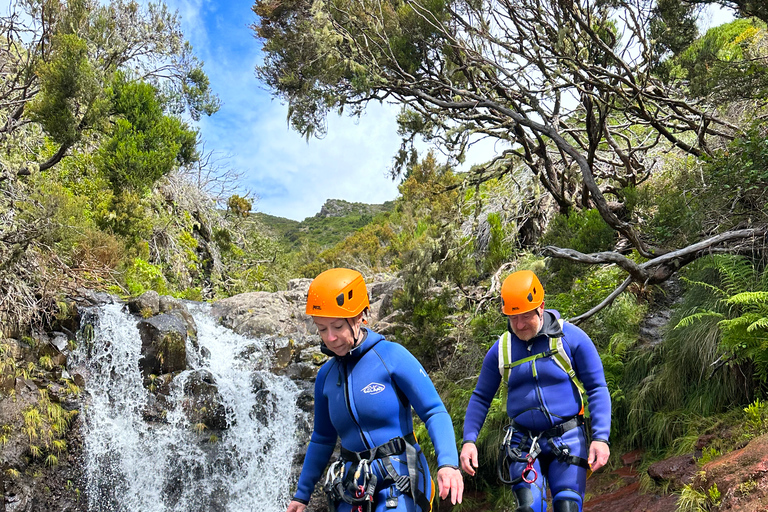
[437,466,464,505]
[588,440,610,472]
[286,500,307,512]
[460,442,479,476]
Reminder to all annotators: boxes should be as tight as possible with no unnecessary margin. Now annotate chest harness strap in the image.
[498,319,587,412]
[324,433,432,512]
[497,416,590,485]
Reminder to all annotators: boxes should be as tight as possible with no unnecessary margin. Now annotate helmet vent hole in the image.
[527,292,534,302]
[336,293,345,306]
[348,290,353,300]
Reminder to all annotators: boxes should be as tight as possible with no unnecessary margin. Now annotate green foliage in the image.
[702,123,768,219]
[227,195,252,218]
[99,73,198,194]
[743,398,768,435]
[679,480,721,512]
[26,33,108,148]
[546,265,626,320]
[95,190,153,242]
[125,258,168,296]
[678,255,768,385]
[697,446,722,466]
[666,19,768,101]
[649,0,699,59]
[482,212,514,275]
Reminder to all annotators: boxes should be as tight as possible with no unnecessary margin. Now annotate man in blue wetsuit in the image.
[287,268,463,512]
[460,270,610,512]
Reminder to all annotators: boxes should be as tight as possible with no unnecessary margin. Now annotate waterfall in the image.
[73,302,301,512]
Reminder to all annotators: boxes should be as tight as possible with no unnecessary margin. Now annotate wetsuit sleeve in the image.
[388,344,460,468]
[564,323,612,443]
[293,364,338,503]
[462,341,502,443]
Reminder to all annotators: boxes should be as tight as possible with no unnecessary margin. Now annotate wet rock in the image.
[39,342,67,368]
[181,370,230,432]
[73,287,117,307]
[584,480,679,512]
[250,373,277,425]
[296,388,314,414]
[274,346,293,370]
[647,453,697,489]
[621,448,644,467]
[137,314,188,377]
[127,290,160,317]
[282,362,320,381]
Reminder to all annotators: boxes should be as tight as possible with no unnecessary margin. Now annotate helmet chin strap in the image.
[346,310,368,347]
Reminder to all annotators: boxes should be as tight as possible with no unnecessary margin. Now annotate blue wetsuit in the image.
[293,329,459,511]
[463,310,610,512]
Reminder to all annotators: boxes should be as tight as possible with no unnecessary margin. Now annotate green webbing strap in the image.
[498,319,587,409]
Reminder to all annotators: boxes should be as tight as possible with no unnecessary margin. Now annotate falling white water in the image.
[74,302,301,512]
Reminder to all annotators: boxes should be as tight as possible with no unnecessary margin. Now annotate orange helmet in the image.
[305,268,370,318]
[501,270,544,315]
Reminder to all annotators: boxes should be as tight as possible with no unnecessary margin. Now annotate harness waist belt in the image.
[340,432,418,463]
[511,415,584,440]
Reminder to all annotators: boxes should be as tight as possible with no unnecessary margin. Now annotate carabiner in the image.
[354,459,370,481]
[325,460,343,487]
[522,460,538,484]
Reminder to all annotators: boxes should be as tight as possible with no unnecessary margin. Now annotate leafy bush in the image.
[124,258,168,295]
[99,74,198,194]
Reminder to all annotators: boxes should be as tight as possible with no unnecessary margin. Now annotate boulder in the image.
[127,290,160,317]
[647,453,697,489]
[180,370,230,432]
[211,290,314,340]
[210,274,403,350]
[137,314,188,377]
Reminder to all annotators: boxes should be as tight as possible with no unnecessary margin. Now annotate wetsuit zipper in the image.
[529,338,554,426]
[342,360,370,449]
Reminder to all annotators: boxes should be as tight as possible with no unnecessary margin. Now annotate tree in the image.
[1,0,219,175]
[98,73,198,194]
[254,0,768,320]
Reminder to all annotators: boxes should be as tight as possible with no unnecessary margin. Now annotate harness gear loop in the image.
[325,433,432,512]
[497,417,590,486]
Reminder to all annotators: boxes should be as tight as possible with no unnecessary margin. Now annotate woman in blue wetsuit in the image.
[286,268,463,512]
[460,270,611,512]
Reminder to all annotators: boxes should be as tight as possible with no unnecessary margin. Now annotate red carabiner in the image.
[522,460,538,484]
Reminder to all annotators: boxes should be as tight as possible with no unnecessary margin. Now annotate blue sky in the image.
[157,0,410,221]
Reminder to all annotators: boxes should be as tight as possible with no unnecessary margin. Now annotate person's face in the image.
[507,303,545,341]
[313,314,363,356]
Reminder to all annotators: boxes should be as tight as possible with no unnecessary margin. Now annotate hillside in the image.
[254,199,395,250]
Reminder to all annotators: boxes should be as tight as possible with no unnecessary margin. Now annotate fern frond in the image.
[714,255,756,295]
[676,311,724,329]
[748,318,768,332]
[679,277,727,298]
[723,291,768,308]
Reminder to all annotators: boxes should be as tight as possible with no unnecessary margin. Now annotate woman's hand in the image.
[286,500,307,512]
[437,466,464,505]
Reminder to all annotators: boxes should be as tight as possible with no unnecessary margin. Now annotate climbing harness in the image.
[323,433,432,512]
[497,417,590,486]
